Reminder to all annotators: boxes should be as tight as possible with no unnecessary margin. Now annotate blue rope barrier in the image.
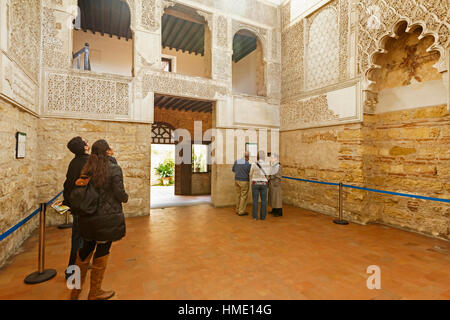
[0,191,64,243]
[283,176,450,204]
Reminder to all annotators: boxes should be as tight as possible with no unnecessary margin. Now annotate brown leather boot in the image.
[69,251,94,300]
[88,254,115,300]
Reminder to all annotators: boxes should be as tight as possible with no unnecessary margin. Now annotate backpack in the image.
[70,175,99,216]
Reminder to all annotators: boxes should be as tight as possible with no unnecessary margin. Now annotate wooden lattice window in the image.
[152,122,175,144]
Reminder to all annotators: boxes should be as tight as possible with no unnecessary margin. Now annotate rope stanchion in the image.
[333,182,348,225]
[57,211,73,230]
[283,175,450,226]
[24,203,57,284]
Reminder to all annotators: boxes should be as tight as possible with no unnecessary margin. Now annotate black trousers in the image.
[68,215,84,268]
[79,240,112,260]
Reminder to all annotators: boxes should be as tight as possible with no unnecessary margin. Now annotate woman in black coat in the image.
[70,139,128,300]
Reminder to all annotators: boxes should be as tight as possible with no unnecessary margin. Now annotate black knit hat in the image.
[67,136,86,155]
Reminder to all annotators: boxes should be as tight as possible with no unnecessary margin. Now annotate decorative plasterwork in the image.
[357,0,450,112]
[7,0,41,81]
[281,95,339,129]
[141,0,175,32]
[280,81,362,131]
[215,15,229,49]
[304,0,350,91]
[196,10,213,31]
[305,7,339,90]
[44,71,131,117]
[143,70,228,100]
[1,54,38,112]
[281,20,304,100]
[357,0,449,88]
[41,7,69,69]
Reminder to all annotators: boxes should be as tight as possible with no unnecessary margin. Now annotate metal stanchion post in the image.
[57,211,73,229]
[24,203,57,284]
[333,182,349,225]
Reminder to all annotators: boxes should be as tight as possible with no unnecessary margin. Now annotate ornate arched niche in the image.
[357,1,450,113]
[362,19,448,113]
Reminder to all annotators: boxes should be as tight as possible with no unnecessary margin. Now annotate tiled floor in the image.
[151,186,211,209]
[0,204,449,300]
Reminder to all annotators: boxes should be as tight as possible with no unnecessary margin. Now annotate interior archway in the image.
[232,29,266,97]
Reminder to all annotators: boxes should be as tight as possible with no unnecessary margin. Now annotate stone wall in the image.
[281,123,367,221]
[0,99,39,268]
[280,0,450,241]
[37,118,152,226]
[362,105,450,239]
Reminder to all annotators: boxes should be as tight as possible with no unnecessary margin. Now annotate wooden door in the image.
[175,142,192,195]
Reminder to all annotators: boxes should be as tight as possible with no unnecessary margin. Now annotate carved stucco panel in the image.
[305,6,340,90]
[2,58,38,112]
[8,0,41,81]
[357,0,449,80]
[216,15,228,49]
[45,72,130,116]
[357,0,449,112]
[281,20,304,99]
[143,71,228,100]
[42,7,69,69]
[280,95,339,130]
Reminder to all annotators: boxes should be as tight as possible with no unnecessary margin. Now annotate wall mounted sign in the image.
[16,132,26,159]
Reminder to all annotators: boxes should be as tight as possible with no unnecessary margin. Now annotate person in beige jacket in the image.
[268,153,282,217]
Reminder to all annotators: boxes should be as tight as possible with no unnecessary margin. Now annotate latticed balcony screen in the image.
[152,122,175,144]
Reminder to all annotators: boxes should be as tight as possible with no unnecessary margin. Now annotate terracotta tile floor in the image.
[0,205,449,300]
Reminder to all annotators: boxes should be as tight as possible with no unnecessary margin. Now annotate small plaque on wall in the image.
[16,132,26,159]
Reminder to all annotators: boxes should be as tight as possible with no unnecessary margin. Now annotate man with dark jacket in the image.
[62,136,90,279]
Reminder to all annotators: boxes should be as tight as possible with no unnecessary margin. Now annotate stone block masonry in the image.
[0,102,152,267]
[281,105,450,241]
[38,118,152,223]
[0,100,39,268]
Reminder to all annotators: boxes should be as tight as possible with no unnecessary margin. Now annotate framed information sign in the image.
[16,132,26,159]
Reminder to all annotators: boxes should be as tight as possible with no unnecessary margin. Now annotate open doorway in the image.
[151,96,213,209]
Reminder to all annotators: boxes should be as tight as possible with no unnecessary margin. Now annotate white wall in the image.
[232,49,257,96]
[73,30,133,76]
[376,79,447,113]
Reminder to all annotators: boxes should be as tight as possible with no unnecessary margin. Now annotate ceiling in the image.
[162,6,258,62]
[233,33,257,63]
[162,13,205,56]
[154,94,213,113]
[77,0,132,41]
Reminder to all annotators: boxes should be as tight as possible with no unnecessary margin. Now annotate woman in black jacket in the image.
[70,139,128,300]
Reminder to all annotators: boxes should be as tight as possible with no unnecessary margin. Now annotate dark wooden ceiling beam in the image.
[172,21,195,50]
[188,27,204,55]
[81,0,88,32]
[90,0,96,34]
[178,24,201,53]
[117,1,122,39]
[185,101,204,111]
[166,18,186,49]
[100,0,105,36]
[164,9,205,25]
[234,38,257,62]
[197,102,212,112]
[180,100,198,111]
[176,99,194,111]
